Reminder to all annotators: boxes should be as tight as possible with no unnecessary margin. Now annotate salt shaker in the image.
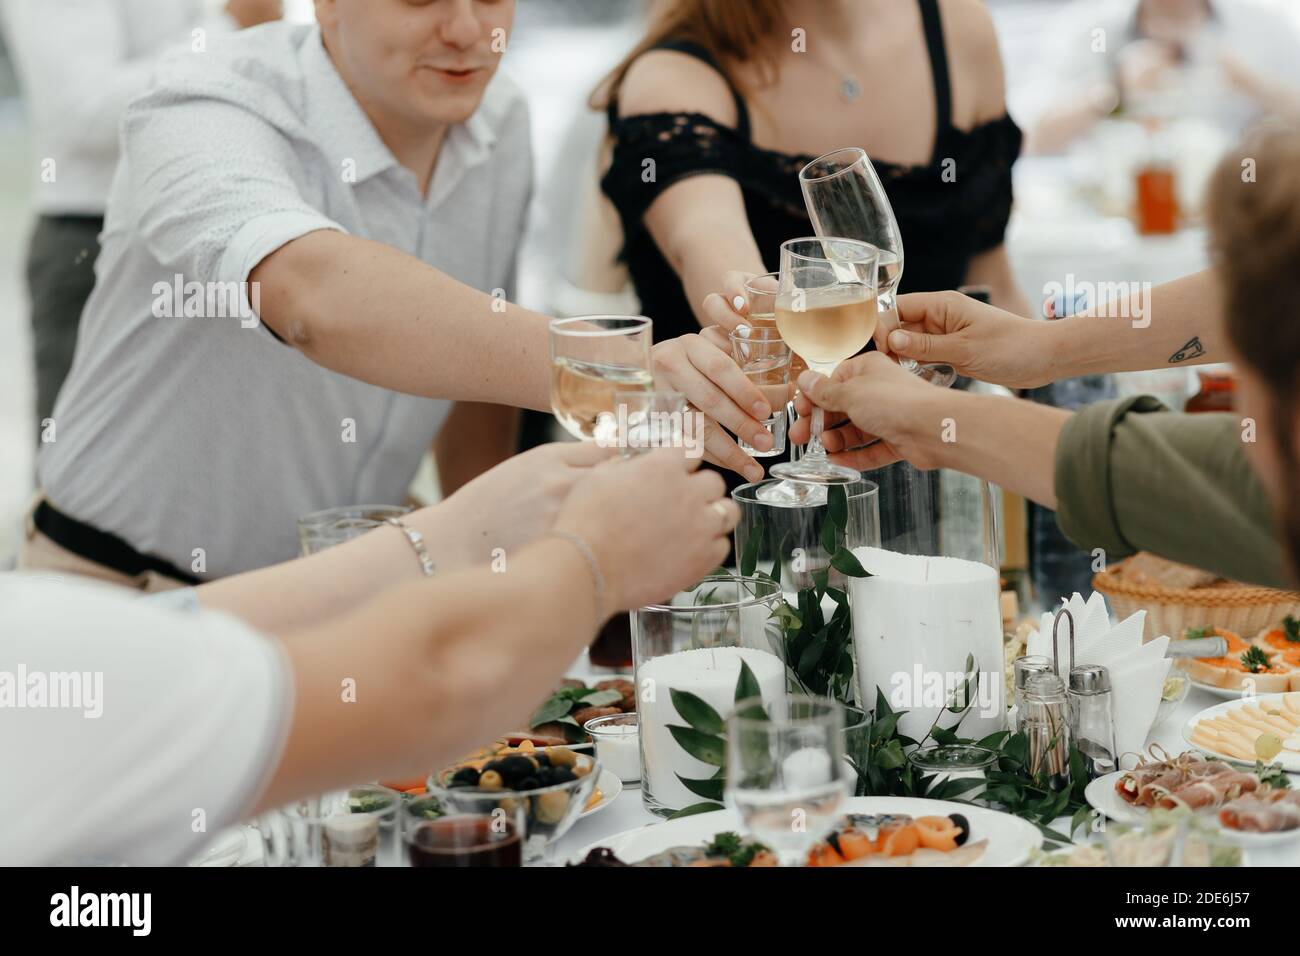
[1068,663,1118,779]
[1022,672,1072,791]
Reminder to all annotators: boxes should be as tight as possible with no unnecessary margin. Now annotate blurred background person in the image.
[1024,0,1300,156]
[0,0,283,439]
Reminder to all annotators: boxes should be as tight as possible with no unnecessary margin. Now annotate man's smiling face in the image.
[316,0,515,128]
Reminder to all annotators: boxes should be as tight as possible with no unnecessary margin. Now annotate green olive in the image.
[547,747,577,768]
[573,761,591,778]
[534,790,569,825]
[479,770,504,790]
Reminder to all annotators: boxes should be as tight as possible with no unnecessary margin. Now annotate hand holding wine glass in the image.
[766,236,879,489]
[788,351,954,472]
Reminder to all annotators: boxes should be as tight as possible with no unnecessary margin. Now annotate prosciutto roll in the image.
[1219,791,1300,832]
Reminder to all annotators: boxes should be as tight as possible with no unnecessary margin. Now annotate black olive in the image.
[450,767,480,787]
[948,813,970,846]
[553,767,577,784]
[533,754,551,767]
[496,755,537,784]
[518,776,541,791]
[535,768,556,786]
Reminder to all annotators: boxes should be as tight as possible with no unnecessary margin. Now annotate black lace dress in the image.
[601,0,1023,345]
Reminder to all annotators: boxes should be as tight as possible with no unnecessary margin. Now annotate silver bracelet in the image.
[385,517,436,577]
[545,530,605,621]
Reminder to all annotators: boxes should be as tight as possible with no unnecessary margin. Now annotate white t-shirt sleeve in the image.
[0,576,293,866]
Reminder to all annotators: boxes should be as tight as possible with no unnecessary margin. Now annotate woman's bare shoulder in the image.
[616,48,739,127]
[939,0,1008,122]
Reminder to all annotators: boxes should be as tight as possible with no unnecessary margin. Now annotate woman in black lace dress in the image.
[594,0,1030,338]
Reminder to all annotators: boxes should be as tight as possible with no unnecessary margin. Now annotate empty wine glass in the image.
[725,694,850,867]
[800,147,956,388]
[548,316,653,444]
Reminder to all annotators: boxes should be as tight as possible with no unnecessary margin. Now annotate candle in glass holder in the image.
[639,646,786,814]
[849,548,1006,741]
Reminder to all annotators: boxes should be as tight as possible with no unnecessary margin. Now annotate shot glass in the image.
[729,325,791,458]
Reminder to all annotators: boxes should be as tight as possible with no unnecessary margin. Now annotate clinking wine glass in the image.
[800,147,956,389]
[725,694,850,868]
[764,237,878,497]
[548,315,654,444]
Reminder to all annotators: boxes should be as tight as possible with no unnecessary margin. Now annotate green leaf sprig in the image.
[740,484,869,705]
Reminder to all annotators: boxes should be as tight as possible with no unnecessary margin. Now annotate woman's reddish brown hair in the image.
[591,0,786,110]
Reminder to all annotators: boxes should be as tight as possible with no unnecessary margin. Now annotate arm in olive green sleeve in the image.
[1053,397,1289,588]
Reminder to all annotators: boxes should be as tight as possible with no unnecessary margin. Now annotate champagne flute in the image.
[767,237,877,490]
[548,316,654,445]
[725,694,850,868]
[800,147,956,388]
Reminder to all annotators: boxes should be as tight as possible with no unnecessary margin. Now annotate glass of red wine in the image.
[405,813,523,868]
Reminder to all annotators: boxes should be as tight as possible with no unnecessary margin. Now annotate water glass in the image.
[729,326,790,458]
[297,504,411,556]
[725,694,850,867]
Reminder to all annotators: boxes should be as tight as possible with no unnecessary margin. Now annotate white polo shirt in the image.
[0,575,292,866]
[40,23,533,577]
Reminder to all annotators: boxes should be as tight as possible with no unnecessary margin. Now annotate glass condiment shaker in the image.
[1022,672,1071,791]
[1068,664,1118,780]
[1013,655,1053,732]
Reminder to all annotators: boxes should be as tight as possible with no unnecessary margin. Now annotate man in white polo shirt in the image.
[26,0,774,586]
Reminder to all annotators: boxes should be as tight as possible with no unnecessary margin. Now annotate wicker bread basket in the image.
[1092,557,1300,639]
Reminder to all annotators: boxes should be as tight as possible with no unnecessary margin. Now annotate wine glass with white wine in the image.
[548,316,654,446]
[765,237,878,493]
[800,147,956,388]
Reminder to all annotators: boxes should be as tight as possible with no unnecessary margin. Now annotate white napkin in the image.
[1108,657,1172,764]
[1024,593,1169,764]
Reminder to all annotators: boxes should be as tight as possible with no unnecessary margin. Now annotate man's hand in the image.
[887,291,1059,389]
[226,0,283,29]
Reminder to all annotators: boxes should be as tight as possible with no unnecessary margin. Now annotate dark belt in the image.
[33,500,201,586]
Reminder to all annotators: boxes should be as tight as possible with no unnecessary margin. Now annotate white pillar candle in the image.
[639,646,786,812]
[849,548,1006,742]
[782,747,833,790]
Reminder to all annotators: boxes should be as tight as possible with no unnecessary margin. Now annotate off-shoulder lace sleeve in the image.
[964,116,1023,254]
[601,111,750,234]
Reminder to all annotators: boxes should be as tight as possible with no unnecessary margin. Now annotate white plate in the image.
[1084,771,1149,825]
[580,769,622,818]
[1182,694,1300,772]
[575,796,1042,867]
[1186,678,1250,701]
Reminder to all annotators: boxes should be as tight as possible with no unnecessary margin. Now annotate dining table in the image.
[553,651,1300,867]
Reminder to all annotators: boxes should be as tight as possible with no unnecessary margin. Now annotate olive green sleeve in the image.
[1053,396,1289,589]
